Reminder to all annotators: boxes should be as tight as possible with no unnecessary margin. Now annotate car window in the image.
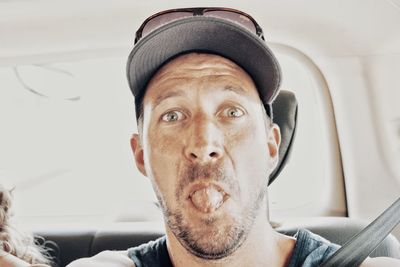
[269,45,346,220]
[366,54,400,178]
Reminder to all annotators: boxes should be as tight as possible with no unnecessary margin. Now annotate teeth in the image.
[190,186,225,213]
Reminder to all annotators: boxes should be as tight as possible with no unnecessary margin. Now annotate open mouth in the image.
[188,183,229,213]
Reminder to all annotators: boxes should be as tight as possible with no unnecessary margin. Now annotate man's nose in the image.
[184,118,223,164]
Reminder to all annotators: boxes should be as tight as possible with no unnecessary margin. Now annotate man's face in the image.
[131,53,280,259]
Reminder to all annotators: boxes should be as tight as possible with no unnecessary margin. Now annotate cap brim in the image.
[127,16,281,105]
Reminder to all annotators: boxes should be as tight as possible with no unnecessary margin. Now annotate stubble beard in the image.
[156,163,268,260]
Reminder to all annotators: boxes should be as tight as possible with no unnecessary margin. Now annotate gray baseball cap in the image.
[126,14,281,119]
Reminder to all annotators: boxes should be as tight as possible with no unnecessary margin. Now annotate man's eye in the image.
[161,111,184,122]
[223,107,244,118]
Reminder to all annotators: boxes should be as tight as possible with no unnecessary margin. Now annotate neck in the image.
[165,206,295,267]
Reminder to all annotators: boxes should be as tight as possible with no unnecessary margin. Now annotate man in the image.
[67,7,400,267]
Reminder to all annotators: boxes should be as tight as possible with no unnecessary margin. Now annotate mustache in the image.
[185,163,226,183]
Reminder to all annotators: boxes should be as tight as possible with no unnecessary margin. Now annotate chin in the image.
[180,224,246,260]
[169,211,248,260]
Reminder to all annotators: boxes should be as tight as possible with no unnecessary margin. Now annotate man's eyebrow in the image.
[152,85,247,107]
[153,90,186,107]
[223,85,247,96]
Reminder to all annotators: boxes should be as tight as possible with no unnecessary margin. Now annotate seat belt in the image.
[321,196,400,267]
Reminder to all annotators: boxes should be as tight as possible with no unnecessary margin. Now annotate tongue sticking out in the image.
[190,186,224,213]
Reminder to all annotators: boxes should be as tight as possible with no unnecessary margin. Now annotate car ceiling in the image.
[1,0,400,66]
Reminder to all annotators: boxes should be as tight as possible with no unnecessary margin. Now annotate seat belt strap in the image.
[321,196,400,267]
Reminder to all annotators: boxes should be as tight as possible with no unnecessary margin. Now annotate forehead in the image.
[143,53,259,102]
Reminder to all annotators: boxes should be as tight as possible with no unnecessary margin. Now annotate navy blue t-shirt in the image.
[127,229,340,267]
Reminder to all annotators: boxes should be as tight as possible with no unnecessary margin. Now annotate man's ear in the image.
[130,134,147,176]
[267,123,281,169]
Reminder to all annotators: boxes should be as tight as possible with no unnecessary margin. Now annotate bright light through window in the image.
[0,58,160,223]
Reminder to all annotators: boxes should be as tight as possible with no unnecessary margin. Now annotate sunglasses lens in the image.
[142,12,193,37]
[137,9,260,43]
[204,10,257,33]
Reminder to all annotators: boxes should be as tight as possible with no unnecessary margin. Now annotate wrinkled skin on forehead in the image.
[131,53,281,260]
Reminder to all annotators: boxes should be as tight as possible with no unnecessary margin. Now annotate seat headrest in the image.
[268,90,298,185]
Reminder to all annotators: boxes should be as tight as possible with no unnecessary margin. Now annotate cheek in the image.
[227,119,268,160]
[148,128,183,165]
[227,122,269,194]
[145,128,183,200]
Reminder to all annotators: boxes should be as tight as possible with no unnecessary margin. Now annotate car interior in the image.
[30,91,399,266]
[1,1,399,266]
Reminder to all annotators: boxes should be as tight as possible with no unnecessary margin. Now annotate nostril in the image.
[187,150,220,161]
[209,152,218,158]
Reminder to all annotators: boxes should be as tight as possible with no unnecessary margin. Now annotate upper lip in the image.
[187,181,229,199]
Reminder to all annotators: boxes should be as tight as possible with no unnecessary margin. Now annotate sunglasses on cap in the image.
[134,7,265,44]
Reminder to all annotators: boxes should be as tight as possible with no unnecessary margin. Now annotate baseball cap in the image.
[126,7,282,119]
